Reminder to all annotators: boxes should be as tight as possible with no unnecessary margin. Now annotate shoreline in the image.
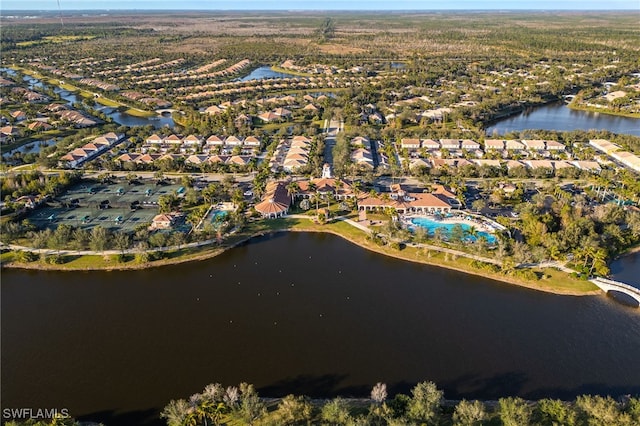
[567,102,640,119]
[616,243,640,259]
[1,219,601,297]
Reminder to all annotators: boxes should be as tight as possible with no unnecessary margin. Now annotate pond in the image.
[238,66,301,82]
[486,102,640,136]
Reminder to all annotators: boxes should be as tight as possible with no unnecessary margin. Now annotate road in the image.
[322,119,342,169]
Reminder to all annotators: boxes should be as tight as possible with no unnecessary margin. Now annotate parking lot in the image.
[27,179,186,232]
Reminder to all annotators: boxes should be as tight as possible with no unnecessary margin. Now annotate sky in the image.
[2,0,639,11]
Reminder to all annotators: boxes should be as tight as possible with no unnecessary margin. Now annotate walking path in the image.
[0,213,575,275]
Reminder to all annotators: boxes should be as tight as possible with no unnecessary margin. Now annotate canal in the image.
[2,232,640,426]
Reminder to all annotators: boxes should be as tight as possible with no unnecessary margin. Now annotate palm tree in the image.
[466,225,479,241]
[286,181,299,204]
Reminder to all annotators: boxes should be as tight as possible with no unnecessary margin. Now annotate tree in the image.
[498,397,532,426]
[158,194,179,214]
[89,226,109,252]
[407,381,443,424]
[321,397,352,425]
[371,382,388,405]
[161,399,190,426]
[274,394,313,425]
[534,398,576,426]
[452,399,486,426]
[318,17,336,41]
[575,395,622,426]
[113,232,130,255]
[236,382,265,425]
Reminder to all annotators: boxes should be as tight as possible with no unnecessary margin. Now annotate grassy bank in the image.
[270,65,313,77]
[568,102,640,119]
[1,216,599,295]
[10,65,157,118]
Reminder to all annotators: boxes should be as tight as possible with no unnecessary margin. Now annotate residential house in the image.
[522,139,546,151]
[461,139,481,150]
[545,140,566,151]
[505,140,525,151]
[484,139,506,150]
[440,139,461,150]
[225,136,244,147]
[400,138,421,150]
[421,139,440,150]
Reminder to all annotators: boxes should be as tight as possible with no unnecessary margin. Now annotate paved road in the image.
[322,119,341,168]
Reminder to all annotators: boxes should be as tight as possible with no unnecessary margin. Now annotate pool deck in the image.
[402,212,500,234]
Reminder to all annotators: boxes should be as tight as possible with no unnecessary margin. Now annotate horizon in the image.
[1,0,639,11]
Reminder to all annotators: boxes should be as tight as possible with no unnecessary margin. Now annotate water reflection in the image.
[239,66,300,82]
[2,233,639,426]
[487,102,640,136]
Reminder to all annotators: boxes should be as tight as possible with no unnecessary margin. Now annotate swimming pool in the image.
[410,217,496,244]
[210,210,228,223]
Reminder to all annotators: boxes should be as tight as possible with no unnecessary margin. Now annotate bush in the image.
[498,397,532,426]
[17,250,38,262]
[44,254,64,264]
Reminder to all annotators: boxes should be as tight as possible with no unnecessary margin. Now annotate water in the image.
[611,251,640,288]
[486,102,640,136]
[239,66,300,82]
[2,232,639,426]
[210,210,228,223]
[410,216,497,244]
[1,139,56,158]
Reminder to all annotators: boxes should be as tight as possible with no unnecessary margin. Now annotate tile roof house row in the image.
[350,137,390,170]
[407,158,600,173]
[269,136,313,173]
[589,139,640,173]
[60,132,123,168]
[403,138,566,152]
[141,134,261,154]
[117,153,253,167]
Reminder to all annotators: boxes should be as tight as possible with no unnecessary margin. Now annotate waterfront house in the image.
[357,184,452,214]
[254,181,291,218]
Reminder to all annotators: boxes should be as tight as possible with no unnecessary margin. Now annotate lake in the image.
[2,232,639,426]
[611,251,640,288]
[486,102,640,136]
[239,66,300,82]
